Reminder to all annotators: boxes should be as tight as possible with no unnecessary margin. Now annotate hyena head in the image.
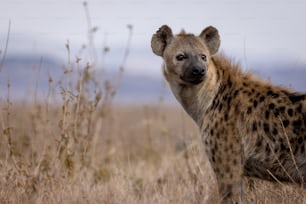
[151,25,220,85]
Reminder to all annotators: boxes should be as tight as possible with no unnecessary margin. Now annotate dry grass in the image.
[0,85,305,204]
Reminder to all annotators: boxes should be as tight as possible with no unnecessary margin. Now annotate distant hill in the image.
[0,55,170,103]
[0,55,62,100]
[0,55,306,103]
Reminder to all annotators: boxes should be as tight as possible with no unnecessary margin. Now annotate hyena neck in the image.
[173,84,204,124]
[166,62,221,125]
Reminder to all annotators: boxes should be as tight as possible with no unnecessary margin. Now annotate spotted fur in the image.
[151,25,306,204]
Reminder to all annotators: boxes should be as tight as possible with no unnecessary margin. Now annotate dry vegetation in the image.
[1,2,306,204]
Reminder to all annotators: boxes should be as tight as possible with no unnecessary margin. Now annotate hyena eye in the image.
[201,54,207,61]
[176,54,185,61]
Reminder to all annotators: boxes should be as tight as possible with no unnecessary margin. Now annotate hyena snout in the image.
[181,65,206,84]
[192,66,206,76]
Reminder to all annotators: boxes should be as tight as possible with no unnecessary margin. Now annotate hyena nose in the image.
[192,67,205,76]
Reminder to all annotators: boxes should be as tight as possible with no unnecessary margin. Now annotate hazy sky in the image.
[1,0,306,75]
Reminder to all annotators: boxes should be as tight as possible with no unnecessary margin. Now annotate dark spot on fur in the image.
[235,104,240,114]
[296,104,302,112]
[263,123,270,134]
[243,82,248,87]
[292,120,302,129]
[265,111,270,119]
[267,90,280,98]
[223,94,228,101]
[228,78,233,88]
[242,90,248,95]
[229,143,233,150]
[282,120,289,128]
[265,144,271,155]
[210,129,214,135]
[247,107,252,114]
[216,132,220,139]
[224,113,228,121]
[280,143,287,151]
[298,137,303,144]
[274,93,280,98]
[219,104,223,112]
[274,109,280,117]
[225,185,233,197]
[259,96,265,102]
[252,121,257,132]
[274,146,279,153]
[294,146,299,155]
[269,103,275,110]
[211,100,216,108]
[211,148,215,156]
[214,143,218,151]
[233,90,239,98]
[293,128,299,135]
[288,93,306,103]
[253,100,258,108]
[272,127,278,135]
[287,108,293,117]
[279,106,285,114]
[227,96,232,107]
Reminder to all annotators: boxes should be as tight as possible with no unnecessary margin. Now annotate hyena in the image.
[151,25,306,203]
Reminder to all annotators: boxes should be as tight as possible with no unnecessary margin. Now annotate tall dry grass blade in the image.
[280,117,304,186]
[83,1,98,64]
[267,170,285,188]
[113,25,133,91]
[0,20,11,73]
[267,142,296,184]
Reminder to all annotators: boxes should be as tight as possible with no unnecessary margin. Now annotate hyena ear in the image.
[199,26,220,55]
[151,25,173,56]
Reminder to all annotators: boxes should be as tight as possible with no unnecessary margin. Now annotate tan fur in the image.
[151,25,306,204]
